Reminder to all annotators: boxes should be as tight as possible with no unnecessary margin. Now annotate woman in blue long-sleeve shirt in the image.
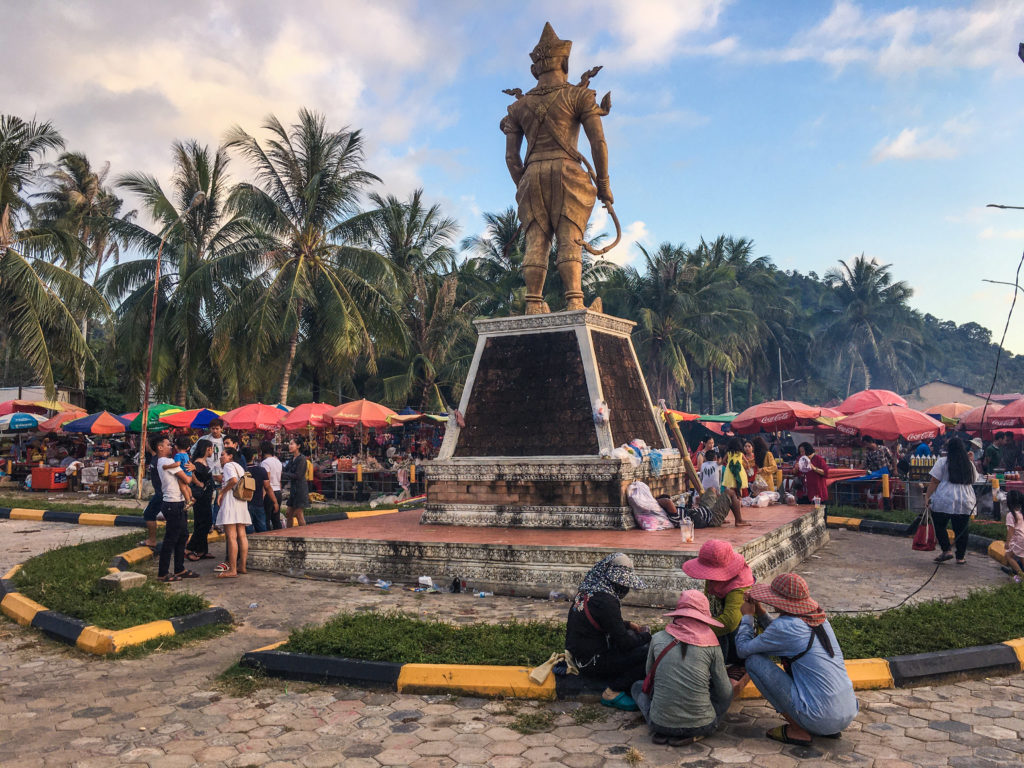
[735,573,858,746]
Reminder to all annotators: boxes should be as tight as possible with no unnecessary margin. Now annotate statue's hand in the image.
[597,177,614,205]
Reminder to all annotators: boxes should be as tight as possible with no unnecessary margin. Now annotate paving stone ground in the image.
[2,517,1022,767]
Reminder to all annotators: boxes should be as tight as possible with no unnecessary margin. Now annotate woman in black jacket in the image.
[281,438,309,527]
[566,553,651,711]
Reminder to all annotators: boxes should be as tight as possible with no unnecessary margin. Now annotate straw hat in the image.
[748,573,820,616]
[970,437,983,450]
[681,539,748,582]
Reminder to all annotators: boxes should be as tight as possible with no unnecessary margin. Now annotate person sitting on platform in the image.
[631,590,748,746]
[736,573,858,746]
[685,488,732,528]
[681,539,755,670]
[566,553,651,712]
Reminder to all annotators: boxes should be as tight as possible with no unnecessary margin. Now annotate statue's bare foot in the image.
[589,297,603,313]
[566,297,585,311]
[526,300,549,315]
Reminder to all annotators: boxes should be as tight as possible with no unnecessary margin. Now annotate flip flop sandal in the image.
[766,725,812,746]
[138,541,157,550]
[934,553,954,563]
[185,553,202,562]
[600,692,639,711]
[174,570,200,579]
[668,735,703,746]
[213,563,230,573]
[158,574,182,583]
[956,559,967,564]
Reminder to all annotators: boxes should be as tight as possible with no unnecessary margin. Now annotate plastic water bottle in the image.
[477,591,493,598]
[679,516,694,543]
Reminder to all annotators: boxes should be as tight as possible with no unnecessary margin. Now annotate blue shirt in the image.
[736,614,858,733]
[174,451,193,477]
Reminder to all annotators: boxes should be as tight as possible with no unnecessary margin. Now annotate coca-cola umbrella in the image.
[222,403,287,431]
[835,405,944,442]
[837,389,908,415]
[985,397,1024,429]
[730,400,822,434]
[279,402,336,432]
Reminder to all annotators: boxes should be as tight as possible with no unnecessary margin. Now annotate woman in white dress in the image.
[216,446,251,578]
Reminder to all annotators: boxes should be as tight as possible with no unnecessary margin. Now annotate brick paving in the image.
[1,517,1021,767]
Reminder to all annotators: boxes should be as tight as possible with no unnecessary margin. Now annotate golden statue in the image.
[501,23,619,315]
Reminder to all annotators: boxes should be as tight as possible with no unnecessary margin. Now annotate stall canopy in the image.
[62,411,130,435]
[665,409,700,422]
[278,403,336,431]
[0,400,45,416]
[987,397,1024,429]
[39,411,87,431]
[926,402,974,421]
[161,408,226,430]
[838,389,908,415]
[957,403,1001,433]
[128,404,184,433]
[222,403,287,431]
[328,399,398,428]
[698,412,737,423]
[835,405,944,441]
[730,400,822,434]
[0,412,47,432]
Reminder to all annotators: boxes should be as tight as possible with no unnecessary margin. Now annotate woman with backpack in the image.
[924,437,978,564]
[215,445,252,578]
[736,573,858,746]
[631,590,748,746]
[281,438,309,527]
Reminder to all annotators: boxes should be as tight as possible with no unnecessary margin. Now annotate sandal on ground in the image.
[600,692,639,711]
[766,725,812,746]
[185,552,202,562]
[934,552,954,563]
[652,733,669,745]
[216,572,238,579]
[213,562,230,573]
[668,735,703,746]
[138,541,156,550]
[158,574,182,583]
[174,570,200,579]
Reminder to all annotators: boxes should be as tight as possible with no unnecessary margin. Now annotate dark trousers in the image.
[933,512,970,560]
[249,501,267,533]
[265,491,283,530]
[581,643,650,692]
[187,496,213,556]
[158,501,188,577]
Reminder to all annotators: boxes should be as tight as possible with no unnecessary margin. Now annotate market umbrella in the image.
[278,402,336,431]
[698,412,738,423]
[835,405,944,441]
[837,389,908,415]
[730,400,821,434]
[222,403,286,431]
[926,402,974,420]
[665,408,700,423]
[273,403,292,412]
[0,412,47,432]
[985,397,1024,429]
[328,399,398,428]
[0,399,47,416]
[957,402,1002,433]
[161,408,225,430]
[62,411,130,435]
[31,400,85,413]
[127,404,184,433]
[39,411,86,431]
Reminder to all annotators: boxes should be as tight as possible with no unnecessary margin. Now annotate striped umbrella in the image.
[62,411,131,435]
[160,408,225,430]
[0,412,47,431]
[128,404,185,433]
[39,411,87,431]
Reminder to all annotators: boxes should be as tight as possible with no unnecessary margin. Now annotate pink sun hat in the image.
[662,589,723,646]
[681,539,749,582]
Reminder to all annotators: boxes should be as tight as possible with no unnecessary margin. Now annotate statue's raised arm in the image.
[500,22,618,315]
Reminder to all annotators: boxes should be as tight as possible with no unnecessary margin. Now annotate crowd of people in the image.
[140,419,313,581]
[565,547,858,747]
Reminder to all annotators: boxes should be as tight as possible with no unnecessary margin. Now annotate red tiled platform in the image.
[248,505,828,607]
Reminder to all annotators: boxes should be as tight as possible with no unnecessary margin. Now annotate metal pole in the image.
[778,347,783,400]
[136,234,167,500]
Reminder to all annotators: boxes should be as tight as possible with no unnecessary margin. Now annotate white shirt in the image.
[261,455,283,491]
[928,456,978,516]
[699,461,721,490]
[203,434,225,476]
[158,456,185,503]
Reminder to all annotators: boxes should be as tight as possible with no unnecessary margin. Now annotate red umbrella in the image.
[328,399,398,428]
[221,403,285,431]
[838,389,907,415]
[986,397,1024,429]
[0,399,46,416]
[957,403,1001,432]
[38,411,86,431]
[279,402,336,432]
[730,400,821,434]
[835,405,943,441]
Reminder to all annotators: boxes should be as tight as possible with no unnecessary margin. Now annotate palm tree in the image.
[821,254,923,396]
[354,189,459,280]
[460,207,526,315]
[101,140,255,405]
[225,109,405,403]
[0,116,104,397]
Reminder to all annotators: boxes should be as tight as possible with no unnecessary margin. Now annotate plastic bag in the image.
[749,476,769,496]
[627,481,674,530]
[592,398,610,425]
[614,446,641,467]
[649,450,663,476]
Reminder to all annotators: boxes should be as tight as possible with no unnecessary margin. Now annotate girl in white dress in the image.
[216,446,252,578]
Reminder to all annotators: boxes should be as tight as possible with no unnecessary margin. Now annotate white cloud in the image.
[979,227,1024,240]
[871,128,957,162]
[590,206,650,266]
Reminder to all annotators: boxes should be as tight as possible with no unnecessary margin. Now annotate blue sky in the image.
[4,0,1024,351]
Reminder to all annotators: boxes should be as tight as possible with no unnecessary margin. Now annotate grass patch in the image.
[828,504,1006,541]
[13,532,207,629]
[113,622,233,659]
[0,494,142,516]
[831,582,1024,658]
[217,661,280,697]
[282,610,563,666]
[571,704,607,725]
[510,709,556,734]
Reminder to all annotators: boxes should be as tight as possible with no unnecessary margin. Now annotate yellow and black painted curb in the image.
[825,514,996,555]
[239,636,1024,701]
[0,561,232,655]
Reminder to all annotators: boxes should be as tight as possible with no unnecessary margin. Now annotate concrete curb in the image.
[0,505,400,528]
[825,514,995,554]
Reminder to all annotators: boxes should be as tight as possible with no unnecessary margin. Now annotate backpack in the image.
[231,463,256,502]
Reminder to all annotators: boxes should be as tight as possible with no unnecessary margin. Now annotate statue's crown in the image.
[531,22,572,62]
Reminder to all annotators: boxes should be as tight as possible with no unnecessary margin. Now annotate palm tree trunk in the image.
[77,316,88,393]
[708,368,716,414]
[311,368,321,403]
[699,370,705,413]
[846,357,856,398]
[747,370,754,408]
[279,306,301,404]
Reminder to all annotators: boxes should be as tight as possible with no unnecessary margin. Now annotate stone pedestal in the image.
[423,310,686,529]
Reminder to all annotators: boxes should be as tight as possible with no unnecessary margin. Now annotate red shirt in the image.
[802,454,829,501]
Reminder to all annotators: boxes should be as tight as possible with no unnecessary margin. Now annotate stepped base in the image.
[247,505,828,607]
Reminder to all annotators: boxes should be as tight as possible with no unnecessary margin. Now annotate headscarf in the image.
[571,553,646,613]
[707,565,755,599]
